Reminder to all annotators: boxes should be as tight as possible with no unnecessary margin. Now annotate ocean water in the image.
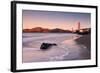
[22,33,90,63]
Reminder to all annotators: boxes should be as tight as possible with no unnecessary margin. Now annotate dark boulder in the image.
[40,43,57,50]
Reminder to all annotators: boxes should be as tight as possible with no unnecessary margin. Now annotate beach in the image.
[22,33,91,63]
[75,34,91,59]
[75,34,91,50]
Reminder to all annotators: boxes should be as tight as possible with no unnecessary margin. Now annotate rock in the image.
[40,43,57,50]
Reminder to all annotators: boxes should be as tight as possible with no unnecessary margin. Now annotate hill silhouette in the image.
[23,27,72,33]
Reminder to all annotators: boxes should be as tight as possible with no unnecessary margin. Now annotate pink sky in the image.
[23,10,91,30]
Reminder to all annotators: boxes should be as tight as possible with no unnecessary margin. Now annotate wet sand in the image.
[75,34,91,51]
[75,34,91,59]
